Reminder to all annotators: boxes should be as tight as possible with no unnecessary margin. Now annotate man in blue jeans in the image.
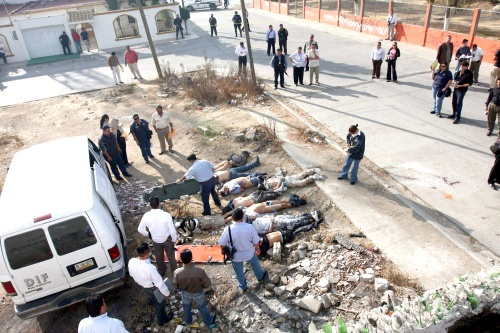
[448,61,473,124]
[173,249,216,329]
[99,125,132,181]
[430,62,453,118]
[338,124,365,185]
[218,208,268,292]
[130,113,155,164]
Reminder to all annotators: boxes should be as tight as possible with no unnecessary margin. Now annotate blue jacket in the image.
[347,131,365,160]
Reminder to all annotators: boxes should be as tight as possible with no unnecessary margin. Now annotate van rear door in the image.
[47,215,113,287]
[2,228,70,302]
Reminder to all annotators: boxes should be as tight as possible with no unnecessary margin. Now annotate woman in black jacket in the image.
[487,133,500,190]
[386,42,400,83]
[338,124,366,185]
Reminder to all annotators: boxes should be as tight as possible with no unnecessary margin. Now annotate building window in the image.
[114,15,140,39]
[0,34,13,56]
[155,10,175,33]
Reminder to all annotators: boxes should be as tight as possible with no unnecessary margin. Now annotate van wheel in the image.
[188,5,194,11]
[209,3,216,9]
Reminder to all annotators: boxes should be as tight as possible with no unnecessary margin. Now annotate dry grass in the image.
[261,115,278,142]
[382,261,424,292]
[0,132,23,147]
[162,58,265,104]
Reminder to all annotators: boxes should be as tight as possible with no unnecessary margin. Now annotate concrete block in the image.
[273,242,282,262]
[298,296,323,314]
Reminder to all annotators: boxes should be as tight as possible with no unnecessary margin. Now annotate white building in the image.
[0,0,180,62]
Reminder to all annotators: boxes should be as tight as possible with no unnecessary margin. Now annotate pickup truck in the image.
[185,0,222,11]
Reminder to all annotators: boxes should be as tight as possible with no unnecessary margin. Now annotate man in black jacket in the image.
[232,11,242,37]
[59,31,71,55]
[449,61,473,124]
[270,49,288,89]
[209,14,217,37]
[174,14,184,40]
[278,24,288,55]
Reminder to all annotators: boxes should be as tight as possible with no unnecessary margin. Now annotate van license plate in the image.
[75,259,95,272]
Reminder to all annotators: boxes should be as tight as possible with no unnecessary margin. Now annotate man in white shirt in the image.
[78,294,129,333]
[304,34,318,72]
[151,105,174,155]
[386,10,397,41]
[178,154,222,216]
[138,196,178,277]
[371,42,385,79]
[469,44,484,85]
[266,25,276,56]
[289,47,306,86]
[218,208,267,292]
[129,242,173,326]
[307,44,320,85]
[235,42,248,75]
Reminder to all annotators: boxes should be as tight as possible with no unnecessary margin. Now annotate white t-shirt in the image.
[307,49,320,67]
[78,313,129,333]
[471,47,484,62]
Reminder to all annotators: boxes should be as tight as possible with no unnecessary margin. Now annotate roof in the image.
[67,9,94,23]
[0,0,102,17]
[0,136,94,236]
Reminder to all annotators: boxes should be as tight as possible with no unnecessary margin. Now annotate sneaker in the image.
[208,314,217,330]
[312,173,324,180]
[430,111,436,114]
[258,270,268,282]
[489,183,497,190]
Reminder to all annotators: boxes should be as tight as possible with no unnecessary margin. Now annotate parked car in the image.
[0,136,127,319]
[185,0,222,11]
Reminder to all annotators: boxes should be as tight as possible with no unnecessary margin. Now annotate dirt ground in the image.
[0,81,419,333]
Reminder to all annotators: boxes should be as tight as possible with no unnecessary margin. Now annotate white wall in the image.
[0,25,25,63]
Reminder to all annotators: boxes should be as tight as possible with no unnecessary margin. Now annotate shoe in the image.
[311,210,320,222]
[447,115,455,119]
[255,155,260,166]
[311,173,324,180]
[202,212,211,216]
[316,81,319,84]
[139,77,143,80]
[119,81,124,84]
[338,177,347,180]
[159,150,167,155]
[475,82,479,85]
[313,168,321,173]
[295,84,298,86]
[453,119,459,124]
[489,183,497,190]
[350,181,356,185]
[164,312,174,324]
[281,85,285,88]
[394,80,398,83]
[182,37,185,39]
[208,314,217,330]
[300,83,304,85]
[134,77,138,79]
[145,160,150,164]
[124,174,133,177]
[169,149,174,153]
[487,131,492,136]
[430,111,436,114]
[116,83,118,85]
[258,270,268,282]
[372,76,375,79]
[309,82,312,85]
[436,114,442,118]
[298,196,307,205]
[386,80,390,82]
[274,86,277,90]
[149,155,155,159]
[115,176,124,181]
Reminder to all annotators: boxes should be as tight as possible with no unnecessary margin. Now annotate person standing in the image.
[59,31,72,55]
[174,14,184,40]
[130,113,155,164]
[110,118,131,167]
[270,48,287,90]
[486,77,500,136]
[173,249,216,329]
[224,0,228,9]
[454,39,471,75]
[430,62,453,118]
[337,124,366,185]
[99,125,132,181]
[241,10,250,32]
[307,43,320,85]
[151,105,174,155]
[80,28,90,52]
[232,11,242,37]
[209,14,217,37]
[100,114,110,130]
[434,36,453,72]
[266,25,276,56]
[71,29,82,53]
[218,208,268,292]
[278,24,288,55]
[124,46,143,80]
[177,154,222,216]
[304,34,318,72]
[386,10,397,41]
[371,42,385,79]
[289,47,306,86]
[448,61,473,124]
[487,132,500,190]
[108,52,123,85]
[235,42,248,75]
[386,42,400,83]
[128,242,174,327]
[490,48,500,89]
[469,44,483,85]
[0,42,7,64]
[78,294,129,333]
[138,196,178,277]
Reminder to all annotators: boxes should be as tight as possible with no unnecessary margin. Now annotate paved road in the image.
[1,4,498,283]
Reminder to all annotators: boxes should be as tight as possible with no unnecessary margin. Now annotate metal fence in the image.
[289,0,304,17]
[363,0,389,20]
[340,0,359,15]
[476,10,500,39]
[321,0,338,11]
[393,2,427,26]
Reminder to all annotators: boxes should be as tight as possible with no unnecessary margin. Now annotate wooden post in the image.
[279,0,281,14]
[303,0,306,19]
[469,8,481,46]
[359,0,365,32]
[336,0,341,27]
[318,0,321,22]
[422,3,433,46]
[388,0,393,13]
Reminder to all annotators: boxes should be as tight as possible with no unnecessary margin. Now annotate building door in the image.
[22,25,66,58]
[76,23,99,51]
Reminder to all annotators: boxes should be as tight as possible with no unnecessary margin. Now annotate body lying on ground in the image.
[214,151,251,171]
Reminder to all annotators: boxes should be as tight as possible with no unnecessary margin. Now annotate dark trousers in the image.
[61,44,71,55]
[279,40,287,54]
[176,26,184,39]
[0,52,6,63]
[153,238,177,276]
[242,20,250,31]
[238,56,247,75]
[210,26,217,36]
[488,154,500,184]
[386,59,397,81]
[200,177,221,215]
[293,66,304,85]
[267,38,276,56]
[118,138,129,165]
[143,288,169,326]
[470,61,480,83]
[274,70,285,87]
[372,59,382,78]
[451,89,466,120]
[108,154,128,178]
[234,24,242,36]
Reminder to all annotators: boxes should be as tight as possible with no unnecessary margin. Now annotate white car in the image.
[185,0,222,11]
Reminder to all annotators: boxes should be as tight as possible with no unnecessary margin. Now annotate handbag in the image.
[490,141,500,154]
[445,87,452,98]
[222,226,237,265]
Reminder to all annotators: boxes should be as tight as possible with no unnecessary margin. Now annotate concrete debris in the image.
[332,234,367,253]
[374,278,389,292]
[244,127,257,141]
[298,296,323,314]
[273,242,282,262]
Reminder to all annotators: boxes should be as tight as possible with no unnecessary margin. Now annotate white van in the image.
[0,136,127,319]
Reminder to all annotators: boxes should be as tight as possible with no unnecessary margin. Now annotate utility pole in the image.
[137,0,163,79]
[240,0,257,89]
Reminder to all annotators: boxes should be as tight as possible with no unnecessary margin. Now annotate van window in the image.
[4,229,53,270]
[48,217,97,256]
